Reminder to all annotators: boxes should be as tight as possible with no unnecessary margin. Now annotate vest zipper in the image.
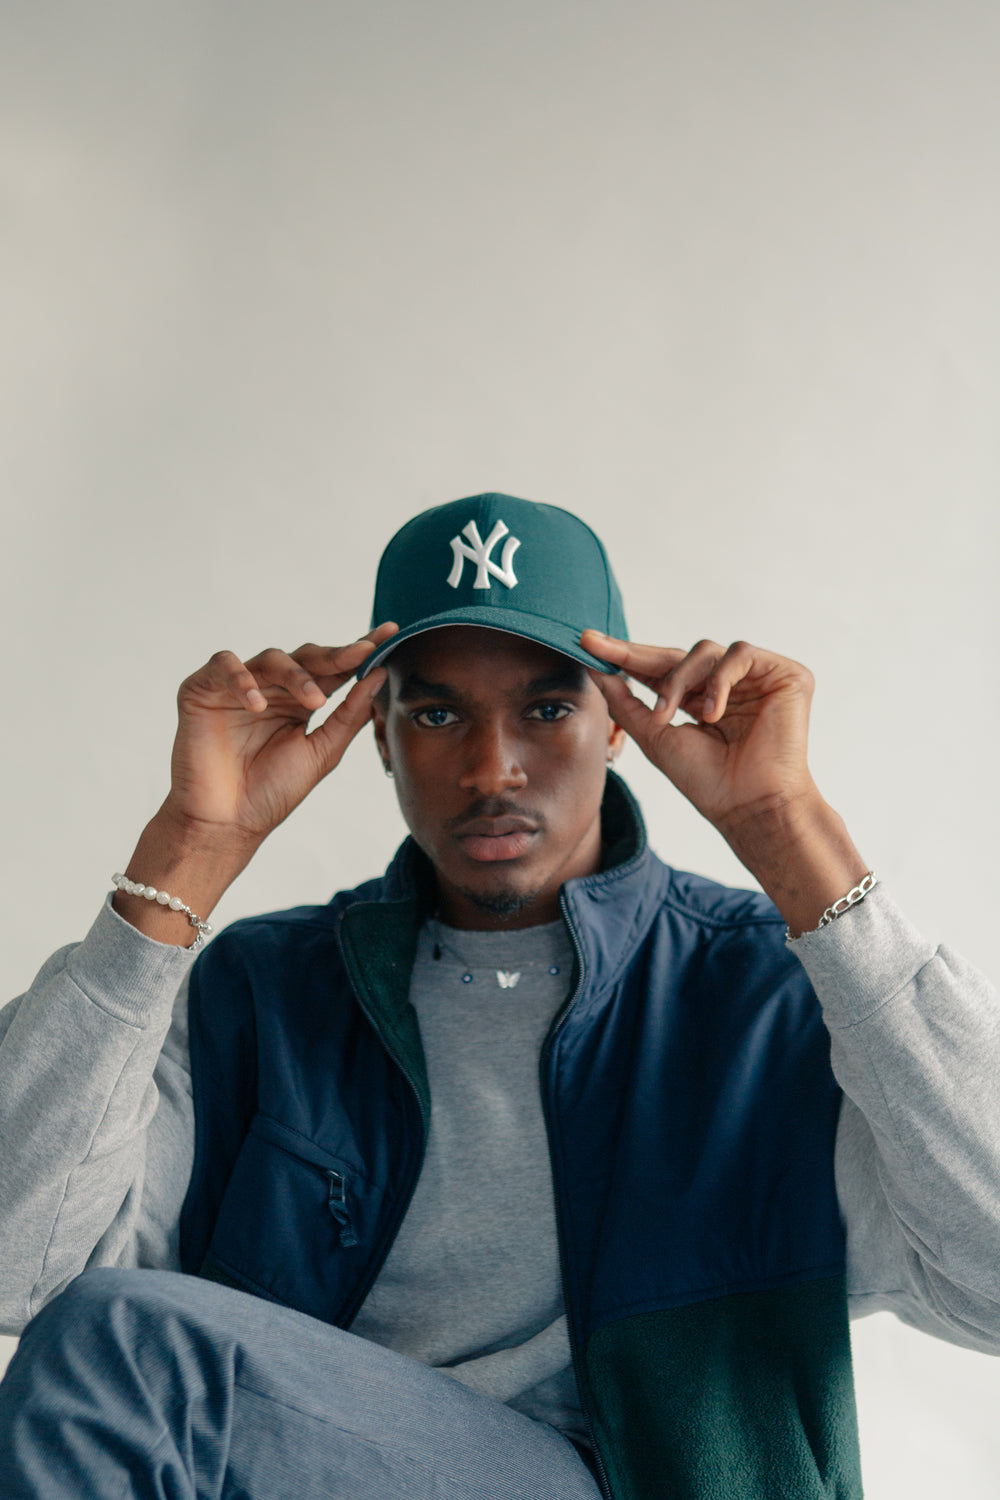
[337,914,430,1329]
[331,1039,426,1327]
[540,889,612,1500]
[325,1170,359,1248]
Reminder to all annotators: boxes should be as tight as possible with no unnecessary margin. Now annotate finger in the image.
[292,623,399,689]
[696,640,759,722]
[589,637,727,723]
[180,650,272,713]
[580,631,689,680]
[306,667,388,772]
[242,647,328,712]
[366,620,400,645]
[646,640,729,723]
[588,668,662,745]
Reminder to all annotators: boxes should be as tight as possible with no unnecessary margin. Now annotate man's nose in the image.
[458,723,528,796]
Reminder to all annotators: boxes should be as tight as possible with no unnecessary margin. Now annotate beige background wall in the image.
[2,3,998,1493]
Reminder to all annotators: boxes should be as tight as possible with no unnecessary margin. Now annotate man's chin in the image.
[457,883,541,922]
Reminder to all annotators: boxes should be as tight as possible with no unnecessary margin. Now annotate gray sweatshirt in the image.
[2,881,999,1396]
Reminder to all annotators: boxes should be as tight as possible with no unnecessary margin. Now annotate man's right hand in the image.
[112,623,397,945]
[165,625,397,841]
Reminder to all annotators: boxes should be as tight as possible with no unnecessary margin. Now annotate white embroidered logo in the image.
[447,520,521,590]
[496,971,521,989]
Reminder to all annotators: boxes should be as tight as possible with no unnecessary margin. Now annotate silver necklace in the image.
[426,917,565,990]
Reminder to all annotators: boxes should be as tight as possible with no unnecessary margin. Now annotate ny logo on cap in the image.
[447,519,520,590]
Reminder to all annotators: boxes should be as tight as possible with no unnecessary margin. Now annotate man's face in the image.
[372,627,625,929]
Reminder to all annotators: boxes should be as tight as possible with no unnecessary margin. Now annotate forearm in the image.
[719,789,870,938]
[0,901,196,1330]
[722,790,1000,1346]
[793,886,1000,1348]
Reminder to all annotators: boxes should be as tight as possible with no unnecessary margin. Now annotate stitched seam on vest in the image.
[587,1259,849,1324]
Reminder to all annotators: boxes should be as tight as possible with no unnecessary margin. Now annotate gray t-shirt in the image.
[349,916,587,1437]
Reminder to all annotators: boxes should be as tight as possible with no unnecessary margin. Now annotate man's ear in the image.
[608,721,626,762]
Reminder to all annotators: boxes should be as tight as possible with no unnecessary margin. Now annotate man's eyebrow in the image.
[523,665,588,696]
[395,664,587,704]
[395,673,456,704]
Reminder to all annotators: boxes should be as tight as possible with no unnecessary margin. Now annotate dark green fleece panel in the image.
[339,896,431,1125]
[582,1275,862,1499]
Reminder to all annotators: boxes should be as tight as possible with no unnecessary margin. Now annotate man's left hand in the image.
[580,632,819,839]
[580,631,871,937]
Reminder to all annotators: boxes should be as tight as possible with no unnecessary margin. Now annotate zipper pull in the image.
[325,1170,359,1248]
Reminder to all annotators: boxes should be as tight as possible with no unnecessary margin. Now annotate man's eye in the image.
[414,708,458,728]
[527,703,571,722]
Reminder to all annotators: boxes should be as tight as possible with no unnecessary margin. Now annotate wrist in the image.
[719,790,869,938]
[111,804,262,946]
[153,796,266,862]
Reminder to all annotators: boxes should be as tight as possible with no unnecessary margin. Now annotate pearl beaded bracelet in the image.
[111,873,213,948]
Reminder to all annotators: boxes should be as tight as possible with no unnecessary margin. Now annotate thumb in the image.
[306,669,387,777]
[589,669,657,749]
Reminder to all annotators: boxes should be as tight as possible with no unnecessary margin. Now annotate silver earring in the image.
[383,763,394,778]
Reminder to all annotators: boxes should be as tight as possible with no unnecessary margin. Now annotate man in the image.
[0,492,998,1499]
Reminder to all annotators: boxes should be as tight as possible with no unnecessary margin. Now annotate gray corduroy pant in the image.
[0,1268,602,1499]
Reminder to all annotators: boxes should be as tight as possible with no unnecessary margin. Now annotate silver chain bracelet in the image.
[785,871,878,943]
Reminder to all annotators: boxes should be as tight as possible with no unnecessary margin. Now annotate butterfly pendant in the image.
[496,971,521,989]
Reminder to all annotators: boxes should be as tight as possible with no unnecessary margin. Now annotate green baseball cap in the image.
[360,492,628,677]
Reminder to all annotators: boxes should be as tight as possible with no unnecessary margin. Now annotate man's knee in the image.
[0,1271,237,1498]
[31,1265,153,1321]
[22,1267,129,1339]
[19,1267,203,1367]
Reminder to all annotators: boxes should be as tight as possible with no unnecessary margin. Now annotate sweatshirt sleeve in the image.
[0,898,198,1334]
[790,883,1000,1354]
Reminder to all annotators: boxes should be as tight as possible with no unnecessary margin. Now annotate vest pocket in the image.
[246,1112,368,1249]
[199,1110,382,1322]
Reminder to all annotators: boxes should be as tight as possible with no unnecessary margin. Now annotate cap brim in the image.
[357,607,624,678]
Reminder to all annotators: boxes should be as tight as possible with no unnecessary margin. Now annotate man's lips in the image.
[454,817,539,863]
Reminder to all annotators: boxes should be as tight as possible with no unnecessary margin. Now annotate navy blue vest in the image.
[180,775,862,1497]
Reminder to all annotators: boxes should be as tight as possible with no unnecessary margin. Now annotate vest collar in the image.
[338,773,659,1122]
